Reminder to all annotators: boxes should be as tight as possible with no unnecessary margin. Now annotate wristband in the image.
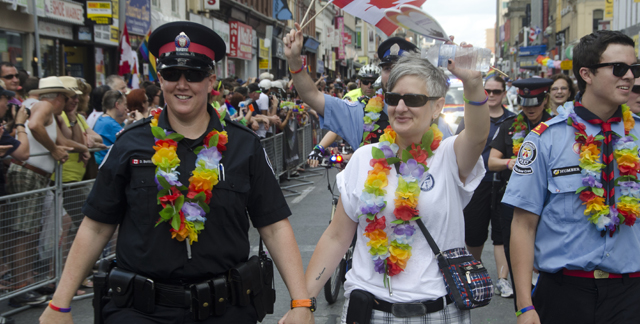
[14,124,26,128]
[49,301,71,313]
[505,159,511,167]
[463,90,489,106]
[314,144,325,155]
[515,305,535,317]
[289,65,305,75]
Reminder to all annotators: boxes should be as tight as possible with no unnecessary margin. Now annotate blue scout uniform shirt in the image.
[502,101,640,274]
[319,94,453,149]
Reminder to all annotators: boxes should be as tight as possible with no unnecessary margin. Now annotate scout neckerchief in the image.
[568,102,639,236]
[358,125,443,294]
[150,108,228,257]
[510,111,551,158]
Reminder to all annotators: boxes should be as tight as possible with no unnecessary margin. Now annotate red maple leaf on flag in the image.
[366,0,399,10]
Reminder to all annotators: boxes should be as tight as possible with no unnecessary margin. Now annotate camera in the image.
[4,103,30,123]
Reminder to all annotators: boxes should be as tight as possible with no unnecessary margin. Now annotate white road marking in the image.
[291,186,314,204]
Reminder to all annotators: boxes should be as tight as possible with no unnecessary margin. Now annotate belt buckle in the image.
[594,270,609,279]
[390,302,427,318]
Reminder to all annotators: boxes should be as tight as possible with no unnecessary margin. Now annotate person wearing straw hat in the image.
[41,21,313,324]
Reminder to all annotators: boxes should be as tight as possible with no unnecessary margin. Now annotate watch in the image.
[291,297,316,312]
[69,120,77,127]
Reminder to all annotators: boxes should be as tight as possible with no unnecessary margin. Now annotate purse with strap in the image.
[415,220,493,310]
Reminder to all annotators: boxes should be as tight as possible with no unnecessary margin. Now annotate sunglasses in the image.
[160,69,209,82]
[1,74,18,80]
[361,80,374,86]
[385,92,441,107]
[485,89,503,95]
[588,62,640,78]
[632,85,640,94]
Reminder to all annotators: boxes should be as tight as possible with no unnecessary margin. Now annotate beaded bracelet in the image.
[463,90,489,106]
[289,65,306,75]
[515,305,535,317]
[49,301,71,313]
[314,144,325,155]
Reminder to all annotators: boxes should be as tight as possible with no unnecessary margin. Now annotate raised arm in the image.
[284,23,326,116]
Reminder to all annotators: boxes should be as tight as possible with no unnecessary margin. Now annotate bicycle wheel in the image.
[324,258,346,304]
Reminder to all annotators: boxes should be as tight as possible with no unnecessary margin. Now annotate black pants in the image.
[499,203,517,311]
[103,299,259,324]
[533,272,640,324]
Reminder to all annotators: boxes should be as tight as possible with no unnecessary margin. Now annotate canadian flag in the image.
[333,0,426,36]
[528,27,537,43]
[118,24,135,77]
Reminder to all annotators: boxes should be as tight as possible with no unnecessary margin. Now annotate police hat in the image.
[149,21,226,72]
[377,37,419,66]
[513,78,553,107]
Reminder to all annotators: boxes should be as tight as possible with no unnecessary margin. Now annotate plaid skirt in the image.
[340,296,471,324]
[4,163,51,234]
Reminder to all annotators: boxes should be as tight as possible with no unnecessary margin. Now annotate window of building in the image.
[151,0,159,9]
[593,9,604,32]
[172,0,178,13]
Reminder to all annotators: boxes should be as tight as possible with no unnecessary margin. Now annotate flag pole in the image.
[300,0,316,27]
[300,0,334,30]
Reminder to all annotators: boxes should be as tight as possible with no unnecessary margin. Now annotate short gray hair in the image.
[106,75,124,89]
[102,90,124,111]
[40,93,60,100]
[387,54,450,98]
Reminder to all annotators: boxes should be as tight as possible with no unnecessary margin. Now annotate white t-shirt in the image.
[337,136,484,303]
[256,93,269,112]
[87,110,103,129]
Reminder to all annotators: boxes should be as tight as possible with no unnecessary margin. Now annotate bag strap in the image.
[259,237,265,256]
[415,219,442,257]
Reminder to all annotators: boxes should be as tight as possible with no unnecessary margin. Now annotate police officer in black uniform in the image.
[40,21,314,324]
[487,77,553,311]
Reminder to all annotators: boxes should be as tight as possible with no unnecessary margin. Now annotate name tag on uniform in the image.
[551,166,581,177]
[130,158,154,166]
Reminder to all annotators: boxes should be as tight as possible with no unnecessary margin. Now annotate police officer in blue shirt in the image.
[503,30,640,324]
[286,29,452,159]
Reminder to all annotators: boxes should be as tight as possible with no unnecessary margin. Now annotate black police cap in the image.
[377,37,419,66]
[513,78,554,107]
[149,21,226,71]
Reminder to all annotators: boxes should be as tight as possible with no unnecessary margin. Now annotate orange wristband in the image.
[291,297,316,312]
[289,65,305,74]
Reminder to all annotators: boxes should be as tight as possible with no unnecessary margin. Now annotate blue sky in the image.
[422,0,497,48]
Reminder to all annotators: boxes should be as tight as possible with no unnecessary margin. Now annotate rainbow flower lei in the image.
[359,125,443,290]
[150,109,228,245]
[569,104,639,236]
[511,114,528,158]
[361,95,385,146]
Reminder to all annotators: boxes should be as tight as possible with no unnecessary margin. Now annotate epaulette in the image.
[116,116,152,140]
[530,114,567,136]
[227,118,260,139]
[531,122,549,136]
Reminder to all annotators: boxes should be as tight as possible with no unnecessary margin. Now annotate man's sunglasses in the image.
[1,74,18,80]
[632,85,640,94]
[361,79,374,86]
[385,92,441,107]
[588,62,640,78]
[485,89,503,95]
[160,69,209,82]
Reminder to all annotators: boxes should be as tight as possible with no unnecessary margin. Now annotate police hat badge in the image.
[175,32,190,52]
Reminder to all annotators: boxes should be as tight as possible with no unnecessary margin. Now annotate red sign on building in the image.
[229,21,253,60]
[343,33,352,45]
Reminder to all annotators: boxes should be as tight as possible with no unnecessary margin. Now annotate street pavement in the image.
[0,167,516,323]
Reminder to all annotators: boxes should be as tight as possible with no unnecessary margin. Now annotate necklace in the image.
[568,104,639,236]
[150,109,228,252]
[361,95,385,146]
[359,124,443,294]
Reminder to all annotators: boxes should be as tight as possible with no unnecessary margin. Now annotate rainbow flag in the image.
[483,68,496,81]
[139,30,157,81]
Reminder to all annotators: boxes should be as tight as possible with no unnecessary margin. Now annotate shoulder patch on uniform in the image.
[116,117,152,140]
[513,140,537,175]
[531,122,549,136]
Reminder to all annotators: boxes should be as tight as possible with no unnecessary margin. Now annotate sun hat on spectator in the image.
[258,79,271,91]
[29,76,76,97]
[59,76,82,95]
[272,80,284,90]
[259,72,274,81]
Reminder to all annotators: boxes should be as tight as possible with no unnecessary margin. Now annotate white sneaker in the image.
[495,278,514,298]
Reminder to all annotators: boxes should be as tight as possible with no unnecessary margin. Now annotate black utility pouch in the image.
[190,282,213,321]
[211,277,228,316]
[133,275,155,313]
[246,256,267,321]
[346,289,374,324]
[108,268,136,308]
[260,255,275,314]
[230,260,253,307]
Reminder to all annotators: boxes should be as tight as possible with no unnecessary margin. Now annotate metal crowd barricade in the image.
[0,149,116,318]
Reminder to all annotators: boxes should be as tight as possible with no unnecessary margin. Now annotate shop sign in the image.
[259,39,271,70]
[44,0,85,25]
[330,52,336,71]
[605,0,613,19]
[273,37,286,60]
[39,20,73,40]
[86,1,113,25]
[95,48,106,86]
[518,45,547,57]
[560,60,572,70]
[125,0,151,35]
[78,26,92,41]
[203,0,219,10]
[213,19,230,54]
[519,59,538,68]
[336,16,345,60]
[317,60,324,74]
[343,33,352,45]
[259,38,269,59]
[94,24,119,46]
[357,56,369,65]
[229,21,252,61]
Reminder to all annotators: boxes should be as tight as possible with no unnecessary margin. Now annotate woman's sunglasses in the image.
[385,92,441,107]
[485,89,503,95]
[588,62,640,78]
[159,69,209,82]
